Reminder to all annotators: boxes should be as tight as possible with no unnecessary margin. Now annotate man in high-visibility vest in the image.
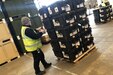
[101,1,106,7]
[21,16,51,75]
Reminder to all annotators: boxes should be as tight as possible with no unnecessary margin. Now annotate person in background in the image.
[21,16,51,75]
[101,1,106,7]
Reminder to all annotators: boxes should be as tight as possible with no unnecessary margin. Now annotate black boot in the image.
[36,71,46,75]
[44,63,52,69]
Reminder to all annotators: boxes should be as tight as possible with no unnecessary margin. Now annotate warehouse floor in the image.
[1,15,113,75]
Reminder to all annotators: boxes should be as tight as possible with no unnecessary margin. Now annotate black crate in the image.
[60,38,81,47]
[93,9,100,23]
[75,8,87,20]
[72,0,85,10]
[78,18,89,25]
[47,1,73,16]
[51,14,66,27]
[39,7,49,20]
[42,18,54,29]
[72,0,85,4]
[63,11,76,24]
[55,26,79,39]
[68,45,83,61]
[78,26,90,33]
[51,11,76,27]
[47,29,57,39]
[83,40,94,52]
[100,11,109,15]
[50,40,64,58]
[82,36,94,46]
[86,27,92,34]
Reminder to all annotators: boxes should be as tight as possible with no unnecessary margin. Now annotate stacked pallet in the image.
[39,0,95,62]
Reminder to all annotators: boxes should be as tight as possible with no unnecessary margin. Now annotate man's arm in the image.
[25,28,43,39]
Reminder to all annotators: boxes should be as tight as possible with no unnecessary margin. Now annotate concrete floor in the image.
[1,15,113,75]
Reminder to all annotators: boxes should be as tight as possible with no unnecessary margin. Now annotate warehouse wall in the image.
[0,0,42,27]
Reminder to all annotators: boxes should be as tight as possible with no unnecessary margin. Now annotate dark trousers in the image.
[31,49,48,74]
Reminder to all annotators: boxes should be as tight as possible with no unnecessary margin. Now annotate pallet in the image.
[0,55,20,66]
[57,45,96,63]
[73,45,96,63]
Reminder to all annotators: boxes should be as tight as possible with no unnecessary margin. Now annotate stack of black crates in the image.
[93,5,113,23]
[39,0,94,62]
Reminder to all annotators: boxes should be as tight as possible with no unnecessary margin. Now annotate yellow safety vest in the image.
[102,3,106,7]
[21,26,42,52]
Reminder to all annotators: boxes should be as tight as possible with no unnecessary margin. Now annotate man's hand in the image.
[39,29,46,33]
[36,26,46,33]
[36,27,42,31]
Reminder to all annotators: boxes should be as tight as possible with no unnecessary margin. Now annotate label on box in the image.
[48,7,52,15]
[70,33,73,36]
[70,18,75,23]
[87,44,93,49]
[78,29,80,32]
[70,24,73,26]
[76,41,80,46]
[85,29,87,31]
[77,5,80,8]
[85,24,89,28]
[40,15,43,20]
[44,13,47,18]
[88,34,91,38]
[80,38,82,41]
[79,51,83,56]
[76,54,79,58]
[80,3,84,7]
[99,10,103,13]
[53,19,60,26]
[56,31,63,38]
[82,26,85,29]
[59,42,66,48]
[72,44,75,46]
[54,7,59,13]
[66,20,69,23]
[73,30,77,35]
[65,4,71,11]
[72,35,75,38]
[61,7,65,11]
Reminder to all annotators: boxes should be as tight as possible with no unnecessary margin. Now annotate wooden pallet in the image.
[57,45,96,62]
[73,45,96,63]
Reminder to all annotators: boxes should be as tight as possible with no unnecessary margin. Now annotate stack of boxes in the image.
[39,0,94,62]
[93,5,113,23]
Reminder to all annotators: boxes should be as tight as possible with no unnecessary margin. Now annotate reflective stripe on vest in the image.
[21,26,42,52]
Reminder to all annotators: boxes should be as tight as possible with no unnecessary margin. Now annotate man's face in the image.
[28,20,32,26]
